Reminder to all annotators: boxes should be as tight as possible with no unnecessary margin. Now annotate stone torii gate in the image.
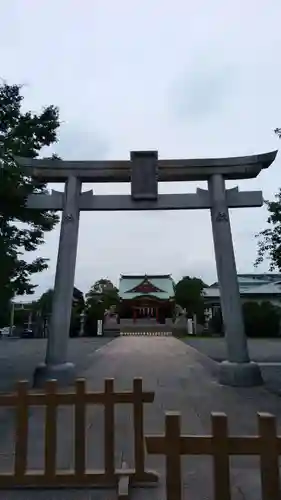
[17,150,277,387]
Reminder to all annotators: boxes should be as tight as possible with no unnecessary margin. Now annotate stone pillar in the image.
[34,176,82,387]
[192,314,197,335]
[79,310,85,337]
[27,311,32,330]
[208,174,262,386]
[9,299,15,336]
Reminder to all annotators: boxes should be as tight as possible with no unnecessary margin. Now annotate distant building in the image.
[204,274,281,316]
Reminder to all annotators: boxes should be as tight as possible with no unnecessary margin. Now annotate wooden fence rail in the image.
[146,411,281,500]
[2,379,281,499]
[0,377,158,491]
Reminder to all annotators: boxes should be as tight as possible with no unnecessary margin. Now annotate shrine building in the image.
[118,274,175,323]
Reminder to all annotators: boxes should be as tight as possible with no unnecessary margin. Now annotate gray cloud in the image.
[52,122,109,161]
[1,0,280,300]
[169,63,235,121]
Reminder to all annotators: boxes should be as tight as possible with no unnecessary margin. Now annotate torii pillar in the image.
[33,175,81,387]
[208,174,262,386]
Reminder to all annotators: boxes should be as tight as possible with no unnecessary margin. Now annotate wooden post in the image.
[258,412,280,500]
[211,413,231,500]
[133,378,146,480]
[74,379,86,478]
[14,381,29,480]
[104,379,115,478]
[118,461,130,500]
[165,413,182,500]
[44,380,58,481]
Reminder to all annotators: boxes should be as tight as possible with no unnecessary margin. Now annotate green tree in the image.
[174,276,207,322]
[85,279,119,335]
[208,308,223,335]
[87,278,116,295]
[243,301,280,338]
[255,128,281,270]
[0,82,60,315]
[86,279,119,309]
[255,190,281,270]
[34,289,54,317]
[208,302,281,337]
[70,287,85,337]
[34,287,85,337]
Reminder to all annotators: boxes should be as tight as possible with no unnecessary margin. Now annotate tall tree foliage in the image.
[85,279,119,335]
[255,128,281,270]
[0,83,60,314]
[255,191,281,270]
[243,301,280,338]
[174,276,207,322]
[86,279,119,315]
[33,287,85,337]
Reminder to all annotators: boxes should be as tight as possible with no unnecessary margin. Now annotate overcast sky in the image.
[2,0,281,299]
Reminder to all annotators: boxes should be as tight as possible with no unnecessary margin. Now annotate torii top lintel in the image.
[15,150,277,183]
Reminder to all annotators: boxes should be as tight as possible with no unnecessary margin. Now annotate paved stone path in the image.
[0,337,111,392]
[2,336,281,499]
[184,337,281,363]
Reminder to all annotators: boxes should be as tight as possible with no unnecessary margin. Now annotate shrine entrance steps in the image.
[120,321,173,336]
[120,331,172,336]
[119,319,173,337]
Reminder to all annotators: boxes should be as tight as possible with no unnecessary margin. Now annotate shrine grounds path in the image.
[2,336,281,499]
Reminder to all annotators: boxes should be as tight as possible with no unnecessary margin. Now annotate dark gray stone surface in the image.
[0,338,111,393]
[33,361,76,387]
[130,150,158,200]
[218,360,263,386]
[17,149,277,182]
[183,337,281,362]
[1,336,281,498]
[27,190,265,212]
[208,174,250,367]
[45,176,82,368]
[184,336,281,395]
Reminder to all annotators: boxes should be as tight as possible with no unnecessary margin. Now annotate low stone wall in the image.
[120,324,172,333]
[103,328,120,337]
[120,318,173,332]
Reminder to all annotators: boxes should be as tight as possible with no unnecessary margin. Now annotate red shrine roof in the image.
[119,275,175,300]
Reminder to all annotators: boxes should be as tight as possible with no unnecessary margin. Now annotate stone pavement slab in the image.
[0,337,111,393]
[184,337,281,362]
[1,336,281,499]
[184,336,281,395]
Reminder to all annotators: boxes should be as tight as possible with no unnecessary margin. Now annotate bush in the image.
[208,309,224,336]
[208,301,281,338]
[243,301,280,338]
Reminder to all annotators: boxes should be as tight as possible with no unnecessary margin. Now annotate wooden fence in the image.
[2,379,281,499]
[146,411,281,500]
[0,377,158,492]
